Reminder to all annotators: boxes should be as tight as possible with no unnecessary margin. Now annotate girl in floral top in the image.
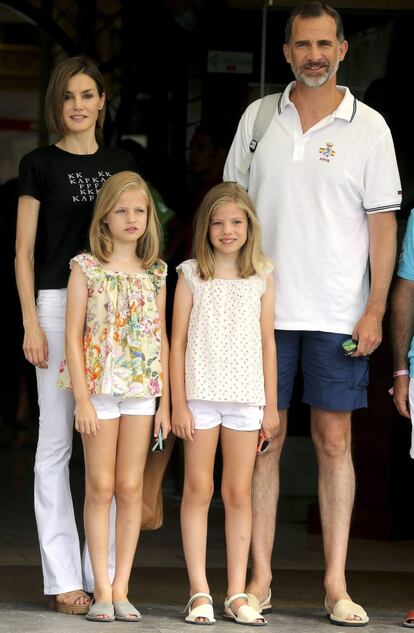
[61,171,170,622]
[170,182,279,626]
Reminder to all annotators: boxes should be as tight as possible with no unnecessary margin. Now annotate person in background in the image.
[390,210,414,629]
[117,138,182,262]
[184,122,230,257]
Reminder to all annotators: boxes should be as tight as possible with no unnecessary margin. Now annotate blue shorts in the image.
[275,330,369,412]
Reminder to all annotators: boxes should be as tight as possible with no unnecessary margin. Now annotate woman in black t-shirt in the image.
[15,56,135,618]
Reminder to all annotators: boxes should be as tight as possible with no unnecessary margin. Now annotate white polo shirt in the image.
[224,81,402,334]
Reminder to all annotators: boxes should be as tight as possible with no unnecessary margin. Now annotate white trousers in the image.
[35,289,115,594]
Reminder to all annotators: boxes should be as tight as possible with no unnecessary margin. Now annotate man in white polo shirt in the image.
[224,1,401,625]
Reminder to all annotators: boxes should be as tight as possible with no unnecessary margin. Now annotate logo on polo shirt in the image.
[319,142,335,162]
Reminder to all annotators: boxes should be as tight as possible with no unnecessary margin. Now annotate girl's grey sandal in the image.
[114,600,142,622]
[86,600,115,622]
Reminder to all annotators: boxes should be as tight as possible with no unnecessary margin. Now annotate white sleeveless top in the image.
[177,259,271,405]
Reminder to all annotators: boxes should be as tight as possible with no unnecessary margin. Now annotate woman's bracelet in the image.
[393,369,409,378]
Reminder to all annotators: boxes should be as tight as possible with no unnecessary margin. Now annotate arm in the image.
[352,211,397,356]
[169,272,195,441]
[65,263,98,436]
[15,195,48,368]
[260,274,280,440]
[154,284,171,439]
[390,277,414,418]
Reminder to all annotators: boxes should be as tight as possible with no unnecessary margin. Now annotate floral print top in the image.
[58,253,167,398]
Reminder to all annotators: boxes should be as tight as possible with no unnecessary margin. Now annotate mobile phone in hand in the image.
[256,436,271,455]
[341,338,357,357]
[152,429,164,452]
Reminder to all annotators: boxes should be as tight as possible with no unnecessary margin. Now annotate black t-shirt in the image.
[18,144,136,289]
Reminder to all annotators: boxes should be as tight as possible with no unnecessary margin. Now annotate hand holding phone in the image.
[341,338,358,357]
[152,429,164,452]
[256,431,271,455]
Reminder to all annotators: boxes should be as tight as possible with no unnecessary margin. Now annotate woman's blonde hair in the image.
[45,56,106,141]
[193,181,270,280]
[89,171,162,267]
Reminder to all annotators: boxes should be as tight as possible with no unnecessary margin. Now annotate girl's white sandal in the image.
[223,593,267,626]
[183,592,216,625]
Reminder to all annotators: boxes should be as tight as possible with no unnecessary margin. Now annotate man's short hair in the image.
[285,1,345,43]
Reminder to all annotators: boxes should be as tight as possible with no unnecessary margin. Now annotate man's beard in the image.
[293,57,339,88]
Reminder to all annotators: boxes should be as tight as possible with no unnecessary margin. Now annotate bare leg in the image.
[82,496,116,593]
[311,407,361,623]
[112,414,153,612]
[247,409,287,601]
[82,418,119,618]
[221,427,258,616]
[181,427,220,620]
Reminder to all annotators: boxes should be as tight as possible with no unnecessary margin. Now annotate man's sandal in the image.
[183,592,216,625]
[325,597,369,627]
[246,589,272,614]
[86,600,115,622]
[223,593,267,626]
[50,590,91,615]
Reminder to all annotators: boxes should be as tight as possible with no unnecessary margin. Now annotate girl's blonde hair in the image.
[193,181,270,280]
[89,171,162,267]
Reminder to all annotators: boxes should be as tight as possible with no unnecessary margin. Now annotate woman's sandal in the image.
[50,589,91,615]
[86,600,115,622]
[325,597,369,627]
[113,600,142,622]
[183,592,216,625]
[246,589,272,614]
[223,593,267,626]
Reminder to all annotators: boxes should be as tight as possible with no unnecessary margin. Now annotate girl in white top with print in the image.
[170,181,279,626]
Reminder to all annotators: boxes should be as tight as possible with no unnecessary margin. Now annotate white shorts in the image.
[89,394,156,420]
[188,400,263,431]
